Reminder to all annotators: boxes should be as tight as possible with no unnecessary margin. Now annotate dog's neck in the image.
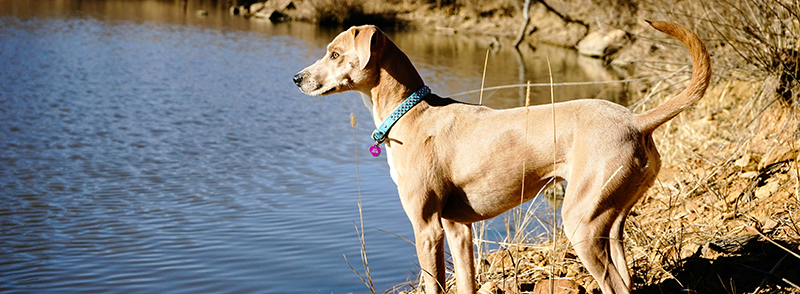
[364,42,425,127]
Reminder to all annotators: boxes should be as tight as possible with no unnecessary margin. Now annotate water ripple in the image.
[0,15,414,294]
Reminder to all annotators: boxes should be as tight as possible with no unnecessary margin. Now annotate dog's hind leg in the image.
[608,168,658,289]
[609,206,633,289]
[561,168,634,294]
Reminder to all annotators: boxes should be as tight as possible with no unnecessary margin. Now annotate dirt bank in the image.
[229,0,623,51]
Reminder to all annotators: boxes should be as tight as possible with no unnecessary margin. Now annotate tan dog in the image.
[293,21,710,294]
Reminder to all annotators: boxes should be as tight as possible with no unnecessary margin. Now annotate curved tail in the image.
[635,20,712,134]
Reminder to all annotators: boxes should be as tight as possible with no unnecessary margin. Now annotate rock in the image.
[740,171,759,179]
[532,279,582,294]
[272,0,297,11]
[250,2,265,13]
[681,242,702,259]
[734,153,752,168]
[577,29,628,58]
[253,8,288,22]
[755,180,781,199]
[759,145,798,169]
[253,8,270,19]
[229,5,244,15]
[248,0,297,23]
[762,218,780,232]
[478,281,497,294]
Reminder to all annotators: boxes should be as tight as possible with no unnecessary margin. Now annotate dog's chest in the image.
[385,147,399,185]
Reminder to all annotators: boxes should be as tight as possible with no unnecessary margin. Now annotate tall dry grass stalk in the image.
[547,56,557,294]
[345,113,376,294]
[479,49,490,105]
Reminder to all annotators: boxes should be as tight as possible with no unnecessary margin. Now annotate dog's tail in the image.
[635,20,712,134]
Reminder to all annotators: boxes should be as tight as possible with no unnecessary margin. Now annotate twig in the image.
[377,228,415,246]
[521,81,530,207]
[344,253,371,289]
[512,0,531,48]
[447,75,666,98]
[479,49,489,105]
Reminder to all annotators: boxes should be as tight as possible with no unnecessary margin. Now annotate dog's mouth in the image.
[302,84,335,97]
[306,80,349,97]
[295,78,329,96]
[320,86,336,95]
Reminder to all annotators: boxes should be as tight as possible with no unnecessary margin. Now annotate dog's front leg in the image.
[399,187,447,294]
[411,214,446,294]
[443,219,475,294]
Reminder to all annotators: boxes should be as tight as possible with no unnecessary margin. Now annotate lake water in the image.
[0,1,626,293]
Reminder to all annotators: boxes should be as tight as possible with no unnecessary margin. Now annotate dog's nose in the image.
[292,73,303,87]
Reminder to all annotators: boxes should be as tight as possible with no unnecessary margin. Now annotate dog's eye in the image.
[330,52,339,60]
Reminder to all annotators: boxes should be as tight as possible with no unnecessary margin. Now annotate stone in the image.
[577,29,628,58]
[532,279,582,294]
[250,2,265,13]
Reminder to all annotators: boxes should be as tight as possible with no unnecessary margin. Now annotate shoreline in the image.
[229,0,631,59]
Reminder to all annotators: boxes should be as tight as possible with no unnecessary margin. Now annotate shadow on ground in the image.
[634,239,800,294]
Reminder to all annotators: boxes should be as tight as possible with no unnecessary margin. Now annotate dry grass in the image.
[623,78,800,293]
[412,61,800,294]
[306,0,366,25]
[386,1,800,293]
[278,0,519,28]
[641,0,799,105]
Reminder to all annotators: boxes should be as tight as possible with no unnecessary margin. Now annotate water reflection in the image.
[388,31,627,108]
[0,0,627,108]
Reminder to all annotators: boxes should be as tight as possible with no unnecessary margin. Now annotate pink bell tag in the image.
[369,144,382,157]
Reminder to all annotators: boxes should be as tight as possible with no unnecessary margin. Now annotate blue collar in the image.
[371,85,430,145]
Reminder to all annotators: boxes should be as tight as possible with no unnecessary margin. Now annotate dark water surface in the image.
[0,1,625,293]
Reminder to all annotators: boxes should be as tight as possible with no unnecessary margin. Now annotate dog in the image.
[293,21,711,294]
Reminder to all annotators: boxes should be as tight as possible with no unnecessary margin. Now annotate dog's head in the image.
[293,25,386,96]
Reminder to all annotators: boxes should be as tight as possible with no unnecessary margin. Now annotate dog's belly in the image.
[440,177,554,223]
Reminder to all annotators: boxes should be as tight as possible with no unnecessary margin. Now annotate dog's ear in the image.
[352,25,384,69]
